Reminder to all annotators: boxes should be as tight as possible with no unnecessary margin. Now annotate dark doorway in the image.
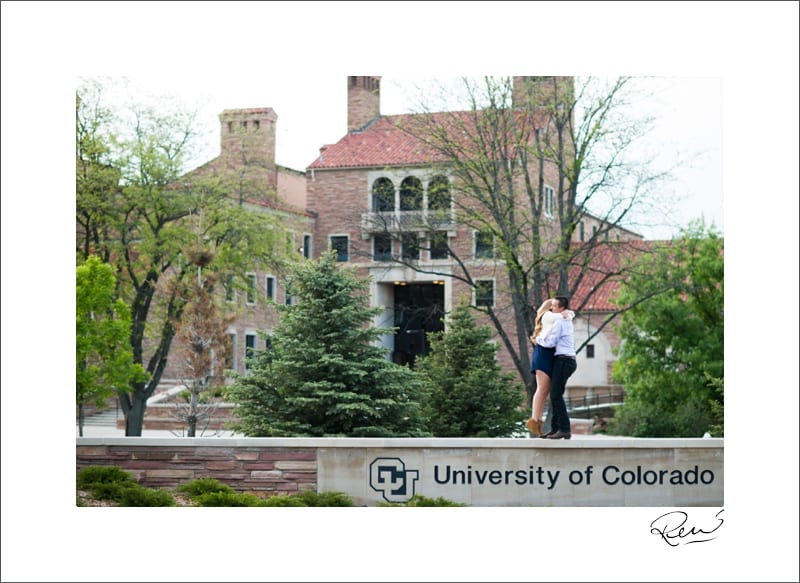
[393,282,445,368]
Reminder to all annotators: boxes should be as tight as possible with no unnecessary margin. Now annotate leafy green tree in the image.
[76,79,288,435]
[76,256,148,436]
[707,374,724,437]
[415,301,527,436]
[226,250,430,437]
[608,220,723,437]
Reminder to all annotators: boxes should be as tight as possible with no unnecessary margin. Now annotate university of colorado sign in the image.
[317,438,723,507]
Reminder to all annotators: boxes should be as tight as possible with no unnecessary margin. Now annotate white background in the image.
[2,2,798,581]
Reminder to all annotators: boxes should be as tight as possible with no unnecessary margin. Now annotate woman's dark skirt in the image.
[531,344,555,377]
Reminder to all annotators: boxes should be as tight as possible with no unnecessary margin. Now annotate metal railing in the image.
[565,390,625,412]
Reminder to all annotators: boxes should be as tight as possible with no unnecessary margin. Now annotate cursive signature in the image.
[650,509,724,547]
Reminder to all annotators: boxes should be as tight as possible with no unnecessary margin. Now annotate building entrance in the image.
[392,282,445,367]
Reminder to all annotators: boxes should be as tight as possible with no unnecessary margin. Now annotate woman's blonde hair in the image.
[532,298,553,339]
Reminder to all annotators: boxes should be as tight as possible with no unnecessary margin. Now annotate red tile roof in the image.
[309,115,448,169]
[564,240,653,313]
[308,110,549,170]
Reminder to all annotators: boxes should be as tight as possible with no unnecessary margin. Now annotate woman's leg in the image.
[532,370,551,421]
[526,371,551,435]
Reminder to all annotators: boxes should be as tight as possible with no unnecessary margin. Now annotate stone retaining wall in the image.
[77,442,317,497]
[77,437,724,506]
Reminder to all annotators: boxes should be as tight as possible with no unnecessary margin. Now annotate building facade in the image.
[167,76,643,402]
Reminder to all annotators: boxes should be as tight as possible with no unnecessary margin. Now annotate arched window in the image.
[371,177,395,212]
[399,176,423,211]
[428,175,451,211]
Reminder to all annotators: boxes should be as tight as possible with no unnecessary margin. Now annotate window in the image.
[402,234,420,260]
[373,234,392,261]
[282,277,294,305]
[285,231,296,255]
[579,220,585,242]
[475,230,495,259]
[475,279,495,307]
[226,333,237,370]
[586,344,595,359]
[265,276,276,301]
[246,273,257,304]
[399,176,422,211]
[253,120,260,130]
[303,234,312,259]
[544,185,555,217]
[430,232,449,260]
[223,275,236,302]
[330,236,349,262]
[245,333,256,370]
[372,177,395,212]
[428,175,451,211]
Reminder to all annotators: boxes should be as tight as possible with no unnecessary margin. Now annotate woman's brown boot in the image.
[526,418,542,436]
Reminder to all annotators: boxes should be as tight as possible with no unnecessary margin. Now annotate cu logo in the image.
[369,457,420,503]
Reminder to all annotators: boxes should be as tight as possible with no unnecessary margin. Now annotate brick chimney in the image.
[219,108,277,166]
[347,76,381,133]
[218,108,278,199]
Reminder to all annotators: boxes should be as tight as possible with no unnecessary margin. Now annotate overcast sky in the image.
[2,2,798,582]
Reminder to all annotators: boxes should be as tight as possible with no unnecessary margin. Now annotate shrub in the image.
[295,490,354,507]
[77,465,176,507]
[260,495,308,507]
[117,485,175,507]
[192,491,265,507]
[377,494,467,507]
[177,477,235,499]
[77,465,135,489]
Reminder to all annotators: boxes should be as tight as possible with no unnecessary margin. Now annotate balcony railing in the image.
[360,210,456,238]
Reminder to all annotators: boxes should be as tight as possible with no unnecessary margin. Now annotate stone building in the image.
[167,76,644,404]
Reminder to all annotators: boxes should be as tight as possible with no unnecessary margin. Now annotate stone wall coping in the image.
[77,436,723,449]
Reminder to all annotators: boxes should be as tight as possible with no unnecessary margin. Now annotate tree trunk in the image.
[125,396,146,436]
[77,404,84,437]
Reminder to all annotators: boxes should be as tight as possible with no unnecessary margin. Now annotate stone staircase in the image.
[77,379,188,428]
[79,407,119,426]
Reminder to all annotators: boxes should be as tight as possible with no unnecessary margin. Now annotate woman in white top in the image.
[527,298,574,436]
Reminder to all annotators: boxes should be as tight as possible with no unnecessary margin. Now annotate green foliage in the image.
[259,495,308,507]
[76,79,290,436]
[77,467,355,507]
[415,302,527,436]
[226,250,430,437]
[76,465,175,507]
[294,490,355,507]
[608,220,723,437]
[76,256,149,421]
[176,477,235,498]
[377,495,468,507]
[707,375,724,437]
[192,491,265,507]
[116,486,176,507]
[76,465,135,489]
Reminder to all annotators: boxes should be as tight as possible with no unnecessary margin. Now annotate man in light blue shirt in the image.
[534,295,577,439]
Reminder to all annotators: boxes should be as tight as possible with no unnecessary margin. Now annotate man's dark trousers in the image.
[549,356,577,433]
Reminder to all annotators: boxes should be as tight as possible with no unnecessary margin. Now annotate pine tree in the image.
[226,250,430,437]
[415,301,527,437]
